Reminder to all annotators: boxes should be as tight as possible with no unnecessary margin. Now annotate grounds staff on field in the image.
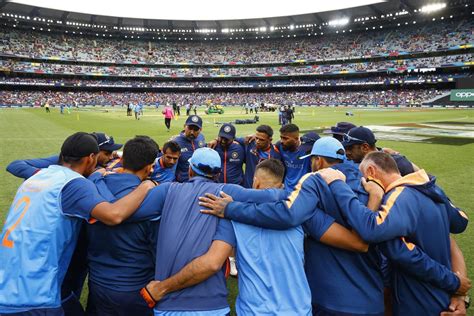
[319,152,470,315]
[0,132,155,315]
[172,115,206,182]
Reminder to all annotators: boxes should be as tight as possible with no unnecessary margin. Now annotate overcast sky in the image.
[11,0,385,21]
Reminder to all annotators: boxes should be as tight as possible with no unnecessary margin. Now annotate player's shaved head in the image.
[253,158,284,189]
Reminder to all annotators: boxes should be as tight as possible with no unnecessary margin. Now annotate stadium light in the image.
[420,3,446,14]
[328,18,349,27]
[269,26,275,31]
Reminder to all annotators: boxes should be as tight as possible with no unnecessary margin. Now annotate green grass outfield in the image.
[0,106,473,314]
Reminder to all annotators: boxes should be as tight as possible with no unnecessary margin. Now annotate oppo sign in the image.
[450,89,474,102]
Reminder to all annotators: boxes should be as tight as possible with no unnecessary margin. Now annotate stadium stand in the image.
[0,1,472,107]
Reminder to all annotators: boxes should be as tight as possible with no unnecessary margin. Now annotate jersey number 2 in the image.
[2,196,31,248]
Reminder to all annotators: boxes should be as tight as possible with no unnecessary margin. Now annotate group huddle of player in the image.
[0,115,470,316]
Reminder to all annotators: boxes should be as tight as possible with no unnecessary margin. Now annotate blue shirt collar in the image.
[188,175,216,183]
[105,172,142,185]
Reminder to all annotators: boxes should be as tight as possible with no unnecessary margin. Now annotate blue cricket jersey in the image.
[303,163,386,314]
[172,132,206,182]
[0,165,105,313]
[154,177,234,313]
[229,186,316,315]
[215,141,245,185]
[150,156,177,183]
[328,170,468,315]
[6,155,59,179]
[119,177,291,314]
[224,167,465,315]
[87,172,159,291]
[276,142,312,191]
[240,140,281,188]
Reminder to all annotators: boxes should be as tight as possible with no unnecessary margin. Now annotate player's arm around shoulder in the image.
[89,179,157,225]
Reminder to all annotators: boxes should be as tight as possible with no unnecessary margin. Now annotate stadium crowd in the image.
[1,120,470,316]
[0,54,471,77]
[0,73,467,88]
[0,19,472,64]
[0,89,447,107]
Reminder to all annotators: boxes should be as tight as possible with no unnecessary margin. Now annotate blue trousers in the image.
[87,282,152,316]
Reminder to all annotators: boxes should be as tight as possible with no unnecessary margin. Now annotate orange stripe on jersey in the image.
[401,237,415,251]
[106,158,121,170]
[285,173,314,209]
[377,187,405,225]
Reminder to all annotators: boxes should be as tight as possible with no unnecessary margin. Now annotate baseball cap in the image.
[341,126,377,147]
[188,148,221,178]
[185,115,203,129]
[300,131,320,144]
[61,132,99,158]
[218,123,236,140]
[300,137,346,160]
[92,132,122,152]
[323,122,356,135]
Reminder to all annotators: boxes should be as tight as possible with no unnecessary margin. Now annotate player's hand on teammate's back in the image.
[244,134,255,144]
[317,168,346,184]
[455,271,471,295]
[440,295,467,316]
[199,191,233,218]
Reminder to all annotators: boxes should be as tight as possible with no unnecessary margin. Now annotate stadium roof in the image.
[8,0,388,21]
[0,0,451,30]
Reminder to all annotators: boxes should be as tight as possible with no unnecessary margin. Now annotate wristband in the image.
[140,287,156,308]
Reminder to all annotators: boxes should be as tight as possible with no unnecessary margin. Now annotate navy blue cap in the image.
[341,126,377,147]
[323,122,356,135]
[185,115,203,129]
[300,131,320,144]
[188,148,221,178]
[218,123,236,140]
[92,132,123,152]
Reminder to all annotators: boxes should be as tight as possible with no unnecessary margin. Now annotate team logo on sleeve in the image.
[198,141,205,147]
[224,126,231,133]
[191,116,199,122]
[231,152,239,159]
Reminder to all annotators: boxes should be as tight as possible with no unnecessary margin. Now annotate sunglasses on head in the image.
[98,137,113,147]
[342,134,366,144]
